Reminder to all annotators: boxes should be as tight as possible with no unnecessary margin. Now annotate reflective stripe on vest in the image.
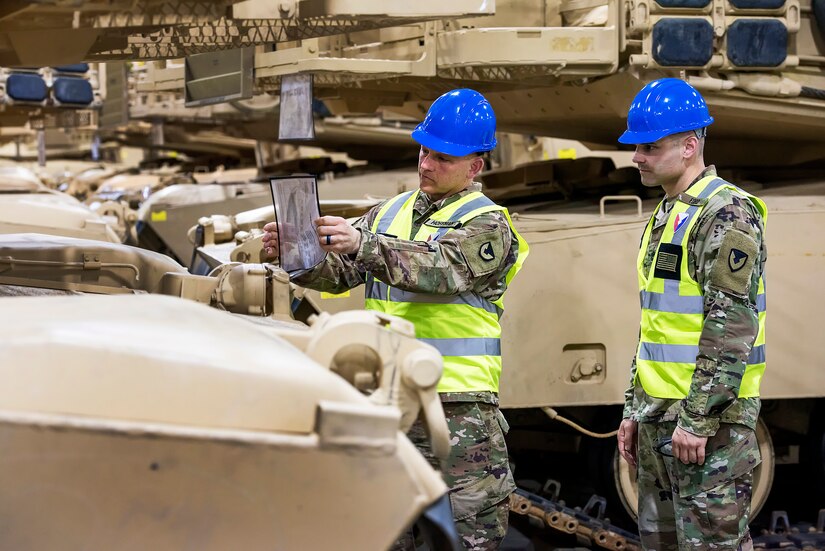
[636,176,767,399]
[365,189,529,394]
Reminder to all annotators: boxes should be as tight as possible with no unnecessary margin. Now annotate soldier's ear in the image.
[468,155,485,179]
[682,135,700,160]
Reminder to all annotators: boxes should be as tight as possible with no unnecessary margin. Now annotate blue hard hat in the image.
[618,78,714,144]
[412,88,497,156]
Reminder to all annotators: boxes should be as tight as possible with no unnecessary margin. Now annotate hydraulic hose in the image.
[542,407,618,438]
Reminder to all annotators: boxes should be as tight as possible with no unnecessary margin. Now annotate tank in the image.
[0,232,460,550]
[0,165,122,243]
[238,0,825,166]
[182,158,825,532]
[135,178,273,265]
[3,0,824,540]
[190,167,420,274]
[217,0,825,528]
[488,177,825,526]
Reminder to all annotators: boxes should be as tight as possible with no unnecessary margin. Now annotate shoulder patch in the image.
[710,228,759,296]
[460,230,504,278]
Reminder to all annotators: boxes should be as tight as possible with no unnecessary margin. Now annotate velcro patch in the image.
[460,230,504,277]
[653,243,683,281]
[710,228,758,296]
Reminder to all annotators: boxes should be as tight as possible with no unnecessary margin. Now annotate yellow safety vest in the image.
[636,176,767,399]
[365,190,529,393]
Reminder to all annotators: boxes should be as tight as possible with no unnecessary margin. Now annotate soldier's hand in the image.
[671,426,708,465]
[262,221,280,259]
[617,418,638,468]
[315,216,362,255]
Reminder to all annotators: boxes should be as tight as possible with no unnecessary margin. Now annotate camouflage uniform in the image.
[623,166,767,550]
[293,183,518,550]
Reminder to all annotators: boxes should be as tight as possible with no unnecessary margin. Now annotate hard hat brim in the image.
[618,117,714,145]
[412,127,495,157]
[617,128,671,145]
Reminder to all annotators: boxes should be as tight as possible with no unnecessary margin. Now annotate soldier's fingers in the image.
[316,225,334,237]
[687,447,699,464]
[696,446,706,465]
[619,448,635,467]
[673,441,686,464]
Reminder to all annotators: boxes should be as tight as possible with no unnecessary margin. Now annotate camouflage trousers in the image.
[636,421,761,550]
[391,401,515,551]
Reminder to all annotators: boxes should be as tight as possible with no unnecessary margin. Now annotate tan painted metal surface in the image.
[0,293,449,550]
[240,0,825,161]
[0,0,494,65]
[0,166,122,243]
[499,182,825,407]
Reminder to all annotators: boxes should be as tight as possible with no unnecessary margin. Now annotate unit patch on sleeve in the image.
[710,228,759,296]
[460,230,504,277]
[653,243,683,280]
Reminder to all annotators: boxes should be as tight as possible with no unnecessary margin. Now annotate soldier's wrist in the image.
[678,409,719,437]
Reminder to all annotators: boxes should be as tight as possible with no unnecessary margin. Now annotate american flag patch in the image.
[656,252,679,272]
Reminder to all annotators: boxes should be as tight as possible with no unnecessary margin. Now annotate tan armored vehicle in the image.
[203,0,824,167]
[489,177,825,525]
[190,167,420,272]
[0,165,121,243]
[0,232,460,550]
[198,159,825,531]
[4,0,824,537]
[207,0,825,527]
[135,175,274,265]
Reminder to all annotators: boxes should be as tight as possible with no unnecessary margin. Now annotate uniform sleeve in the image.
[289,205,381,294]
[679,196,765,436]
[623,357,639,420]
[354,211,517,300]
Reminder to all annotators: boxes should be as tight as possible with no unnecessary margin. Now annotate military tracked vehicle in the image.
[218,0,825,528]
[190,158,825,532]
[4,0,825,541]
[494,177,825,528]
[0,232,461,550]
[208,0,825,168]
[0,165,122,243]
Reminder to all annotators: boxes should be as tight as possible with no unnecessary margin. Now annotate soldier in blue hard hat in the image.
[263,89,529,550]
[616,78,768,550]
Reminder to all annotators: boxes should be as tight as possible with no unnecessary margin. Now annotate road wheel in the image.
[613,417,775,520]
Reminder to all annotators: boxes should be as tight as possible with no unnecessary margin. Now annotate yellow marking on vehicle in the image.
[321,291,351,299]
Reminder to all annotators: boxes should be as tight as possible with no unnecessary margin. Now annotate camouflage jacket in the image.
[292,183,519,405]
[623,166,767,436]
